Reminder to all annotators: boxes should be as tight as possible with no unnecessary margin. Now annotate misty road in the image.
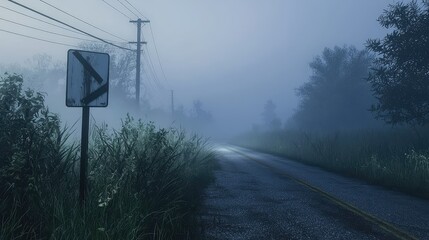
[198,146,429,240]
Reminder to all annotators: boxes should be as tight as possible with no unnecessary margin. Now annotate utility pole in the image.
[171,90,174,119]
[129,18,149,106]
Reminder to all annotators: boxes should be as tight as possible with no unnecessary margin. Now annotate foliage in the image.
[78,42,136,100]
[367,1,429,126]
[179,100,214,135]
[261,100,281,130]
[87,116,215,239]
[0,74,216,239]
[0,73,77,239]
[190,100,213,124]
[0,54,66,103]
[292,46,376,130]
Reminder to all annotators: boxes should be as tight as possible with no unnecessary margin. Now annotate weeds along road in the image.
[198,145,429,240]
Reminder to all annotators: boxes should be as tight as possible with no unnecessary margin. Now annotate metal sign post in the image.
[66,49,110,206]
[80,106,89,205]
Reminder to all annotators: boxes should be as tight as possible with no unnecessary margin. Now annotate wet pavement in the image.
[198,146,429,240]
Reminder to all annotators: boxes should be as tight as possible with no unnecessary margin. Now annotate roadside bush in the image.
[82,117,215,239]
[0,73,215,239]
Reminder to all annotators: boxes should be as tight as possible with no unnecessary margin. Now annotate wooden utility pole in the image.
[171,90,174,119]
[129,18,149,106]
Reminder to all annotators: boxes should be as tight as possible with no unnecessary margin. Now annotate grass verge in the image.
[0,73,216,239]
[232,128,429,199]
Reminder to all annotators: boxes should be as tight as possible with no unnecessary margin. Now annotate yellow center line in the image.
[228,147,419,240]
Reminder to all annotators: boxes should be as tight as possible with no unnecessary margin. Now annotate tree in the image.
[262,100,281,130]
[21,53,65,93]
[367,1,429,126]
[78,42,136,99]
[292,46,376,130]
[191,100,213,124]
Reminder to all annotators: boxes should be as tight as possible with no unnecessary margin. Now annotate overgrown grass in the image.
[233,128,429,198]
[0,74,216,239]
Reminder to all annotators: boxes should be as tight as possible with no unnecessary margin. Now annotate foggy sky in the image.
[0,0,403,138]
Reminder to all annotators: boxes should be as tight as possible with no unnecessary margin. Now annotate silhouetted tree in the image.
[173,105,186,122]
[292,46,376,130]
[191,100,213,123]
[262,100,281,130]
[367,1,429,126]
[19,54,65,92]
[78,42,135,100]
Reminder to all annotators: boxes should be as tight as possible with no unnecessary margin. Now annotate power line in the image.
[117,0,139,19]
[0,6,125,44]
[0,17,99,42]
[142,55,160,89]
[101,0,131,20]
[124,0,148,20]
[123,0,146,20]
[148,24,168,83]
[0,5,85,37]
[142,45,164,90]
[39,0,128,42]
[142,45,160,82]
[141,63,157,93]
[0,28,77,47]
[8,0,132,51]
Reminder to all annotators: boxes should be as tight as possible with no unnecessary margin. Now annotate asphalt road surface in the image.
[198,145,429,240]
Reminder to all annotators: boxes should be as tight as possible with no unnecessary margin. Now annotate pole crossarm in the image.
[130,20,150,23]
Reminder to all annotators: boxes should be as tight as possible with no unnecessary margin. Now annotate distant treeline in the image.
[258,1,429,132]
[237,1,429,198]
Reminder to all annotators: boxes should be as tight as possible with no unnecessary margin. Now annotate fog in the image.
[0,0,402,139]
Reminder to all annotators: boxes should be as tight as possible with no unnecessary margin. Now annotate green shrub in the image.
[0,73,77,239]
[84,117,215,239]
[0,73,215,239]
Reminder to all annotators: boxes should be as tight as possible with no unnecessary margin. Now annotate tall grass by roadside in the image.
[0,73,216,239]
[233,128,429,198]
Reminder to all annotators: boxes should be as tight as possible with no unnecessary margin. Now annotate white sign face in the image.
[66,49,110,107]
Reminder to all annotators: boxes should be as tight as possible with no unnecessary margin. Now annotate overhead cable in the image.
[0,5,85,36]
[117,0,139,19]
[149,25,168,82]
[0,28,77,47]
[39,0,128,42]
[8,0,132,51]
[0,17,98,42]
[124,0,148,20]
[143,44,163,89]
[101,0,131,20]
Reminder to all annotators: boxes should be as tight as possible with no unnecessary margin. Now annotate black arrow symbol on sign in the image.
[72,51,104,84]
[81,83,108,105]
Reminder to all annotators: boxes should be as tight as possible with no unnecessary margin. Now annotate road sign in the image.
[66,49,110,206]
[66,49,110,107]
